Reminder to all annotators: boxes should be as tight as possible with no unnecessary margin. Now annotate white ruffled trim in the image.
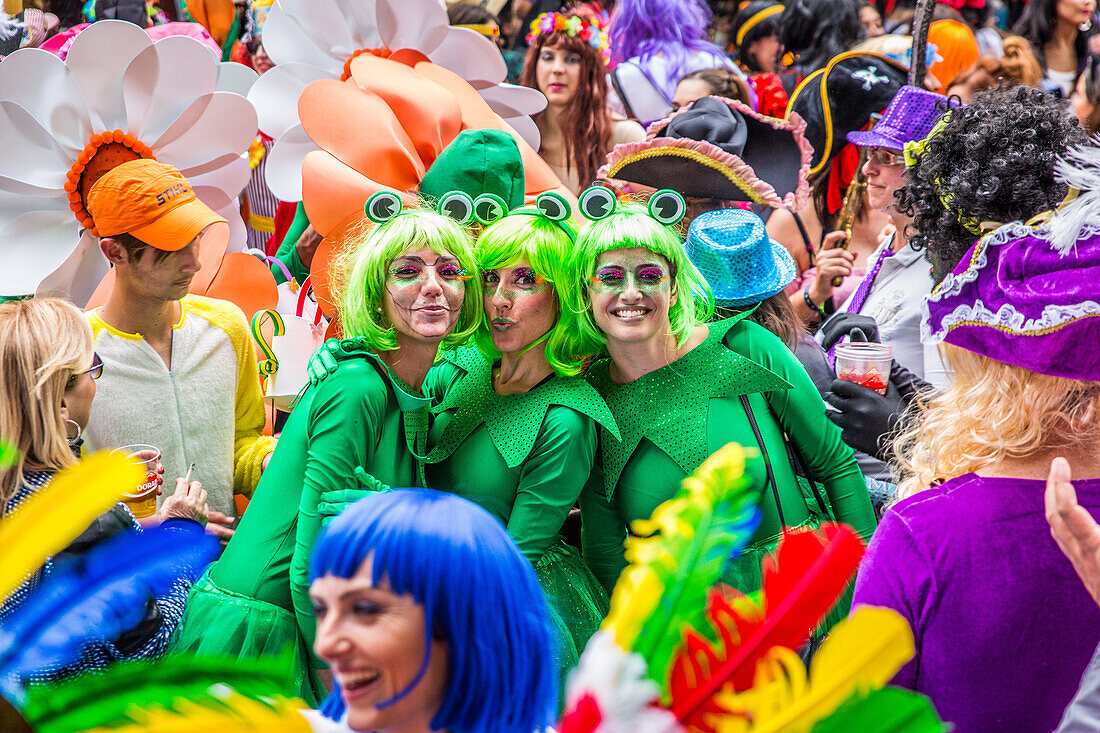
[922,220,1100,342]
[920,222,1030,342]
[933,297,1100,338]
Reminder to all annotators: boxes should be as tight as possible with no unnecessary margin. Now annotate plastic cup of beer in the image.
[835,342,894,395]
[111,444,162,518]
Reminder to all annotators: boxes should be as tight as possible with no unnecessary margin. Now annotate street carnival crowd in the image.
[7,0,1100,730]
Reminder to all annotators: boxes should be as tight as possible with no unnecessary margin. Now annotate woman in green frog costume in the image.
[570,188,876,622]
[417,197,618,679]
[170,198,482,705]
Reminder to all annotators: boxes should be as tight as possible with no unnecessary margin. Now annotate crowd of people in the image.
[6,0,1100,731]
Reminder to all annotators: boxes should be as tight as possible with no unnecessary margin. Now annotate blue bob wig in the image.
[309,489,558,732]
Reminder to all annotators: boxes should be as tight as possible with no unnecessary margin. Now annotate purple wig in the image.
[609,0,728,83]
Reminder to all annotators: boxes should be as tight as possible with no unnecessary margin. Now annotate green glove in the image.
[306,338,374,386]
[317,468,392,526]
[306,340,344,386]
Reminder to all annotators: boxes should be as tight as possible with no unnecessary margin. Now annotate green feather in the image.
[810,687,949,733]
[21,652,297,733]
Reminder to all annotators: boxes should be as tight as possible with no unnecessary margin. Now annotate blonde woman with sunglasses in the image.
[0,297,209,681]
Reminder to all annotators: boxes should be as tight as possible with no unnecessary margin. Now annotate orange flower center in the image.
[340,47,393,81]
[64,130,156,235]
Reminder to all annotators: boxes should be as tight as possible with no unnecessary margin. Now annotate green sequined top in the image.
[209,342,429,653]
[580,318,876,593]
[422,345,621,563]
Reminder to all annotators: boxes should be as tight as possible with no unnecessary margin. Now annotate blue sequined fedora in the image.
[685,208,796,307]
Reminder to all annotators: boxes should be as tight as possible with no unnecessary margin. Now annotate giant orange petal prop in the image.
[298,79,426,192]
[301,149,414,237]
[184,0,237,47]
[204,252,280,322]
[310,210,373,320]
[404,60,574,205]
[349,54,463,169]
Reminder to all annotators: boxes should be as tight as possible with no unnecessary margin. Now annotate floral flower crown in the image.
[526,11,611,64]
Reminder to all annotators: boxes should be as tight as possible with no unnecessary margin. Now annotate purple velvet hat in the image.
[847,85,953,152]
[922,221,1100,380]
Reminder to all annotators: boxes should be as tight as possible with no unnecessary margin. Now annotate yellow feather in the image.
[0,451,141,604]
[711,607,915,733]
[80,694,312,732]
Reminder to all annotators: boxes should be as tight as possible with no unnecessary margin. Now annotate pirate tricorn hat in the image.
[786,51,909,176]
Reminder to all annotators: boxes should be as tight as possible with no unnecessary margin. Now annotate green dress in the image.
[170,344,428,705]
[580,318,876,623]
[421,345,619,676]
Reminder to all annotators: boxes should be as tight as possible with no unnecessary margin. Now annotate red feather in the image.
[559,693,604,733]
[667,523,866,731]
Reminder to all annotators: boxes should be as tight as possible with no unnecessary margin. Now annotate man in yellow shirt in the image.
[83,160,275,535]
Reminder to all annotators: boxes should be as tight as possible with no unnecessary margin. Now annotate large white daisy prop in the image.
[249,0,547,202]
[0,20,259,304]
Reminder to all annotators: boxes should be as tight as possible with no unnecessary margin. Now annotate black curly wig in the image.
[897,85,1087,282]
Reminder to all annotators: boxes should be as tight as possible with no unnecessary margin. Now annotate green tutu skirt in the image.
[534,539,610,685]
[169,570,326,707]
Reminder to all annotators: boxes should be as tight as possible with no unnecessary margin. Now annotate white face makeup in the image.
[383,247,467,345]
[588,247,677,345]
[311,561,450,733]
[482,259,558,356]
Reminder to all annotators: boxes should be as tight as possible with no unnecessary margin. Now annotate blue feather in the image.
[0,522,217,681]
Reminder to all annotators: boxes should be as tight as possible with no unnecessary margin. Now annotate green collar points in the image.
[428,346,621,468]
[586,318,791,499]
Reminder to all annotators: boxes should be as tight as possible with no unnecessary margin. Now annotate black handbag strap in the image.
[739,394,788,531]
[765,397,836,521]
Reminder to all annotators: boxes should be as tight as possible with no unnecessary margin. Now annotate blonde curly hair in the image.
[893,344,1100,501]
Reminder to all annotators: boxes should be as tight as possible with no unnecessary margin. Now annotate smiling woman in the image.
[521,10,645,193]
[572,202,876,626]
[308,488,557,733]
[170,207,482,705]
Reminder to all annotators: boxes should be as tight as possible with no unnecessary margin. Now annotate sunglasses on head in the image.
[67,352,103,388]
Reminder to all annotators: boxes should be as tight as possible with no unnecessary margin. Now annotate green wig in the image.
[571,203,714,353]
[339,208,482,353]
[474,211,589,377]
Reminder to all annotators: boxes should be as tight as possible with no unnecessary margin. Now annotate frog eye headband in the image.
[577,186,688,226]
[367,190,578,239]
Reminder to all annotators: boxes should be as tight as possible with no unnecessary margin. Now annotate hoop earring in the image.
[65,418,82,446]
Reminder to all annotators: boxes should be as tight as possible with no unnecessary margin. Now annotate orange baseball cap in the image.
[86,159,228,252]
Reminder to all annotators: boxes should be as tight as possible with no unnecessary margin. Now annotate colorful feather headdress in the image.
[0,448,309,730]
[559,443,946,733]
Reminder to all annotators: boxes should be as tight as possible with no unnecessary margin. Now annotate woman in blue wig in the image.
[308,488,558,733]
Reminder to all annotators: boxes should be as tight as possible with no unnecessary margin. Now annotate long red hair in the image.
[521,23,613,188]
